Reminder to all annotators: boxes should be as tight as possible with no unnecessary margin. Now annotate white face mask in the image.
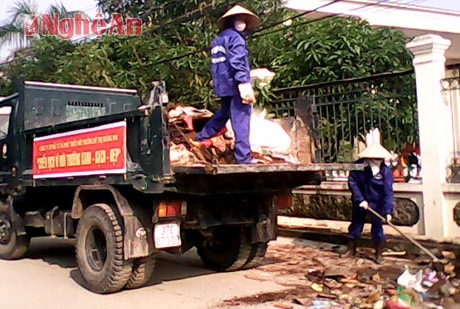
[234,20,246,32]
[366,158,383,176]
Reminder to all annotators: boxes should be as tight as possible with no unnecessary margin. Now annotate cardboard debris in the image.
[244,272,273,282]
[311,283,324,293]
[324,268,354,280]
[442,251,457,260]
[445,263,456,276]
[323,278,343,289]
[383,250,407,257]
[292,297,310,306]
[274,303,294,309]
[169,143,198,166]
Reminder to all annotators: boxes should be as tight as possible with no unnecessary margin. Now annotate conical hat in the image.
[218,5,260,31]
[358,143,392,159]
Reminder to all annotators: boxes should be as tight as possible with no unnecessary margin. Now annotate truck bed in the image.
[172,163,364,195]
[173,163,363,175]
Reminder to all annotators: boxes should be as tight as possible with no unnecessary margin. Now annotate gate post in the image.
[406,34,451,240]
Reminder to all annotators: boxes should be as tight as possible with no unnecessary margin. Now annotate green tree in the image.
[3,0,412,106]
[0,0,38,50]
[0,1,88,50]
[260,16,412,87]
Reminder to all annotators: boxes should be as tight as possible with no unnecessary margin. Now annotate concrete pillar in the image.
[406,34,451,240]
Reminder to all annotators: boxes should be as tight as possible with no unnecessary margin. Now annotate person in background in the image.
[342,138,394,264]
[193,4,259,164]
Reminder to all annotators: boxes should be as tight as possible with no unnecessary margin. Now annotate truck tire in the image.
[125,255,156,289]
[76,204,133,294]
[242,242,268,269]
[197,226,252,272]
[0,207,30,260]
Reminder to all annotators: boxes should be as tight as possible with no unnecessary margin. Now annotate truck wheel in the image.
[0,207,30,260]
[76,204,133,294]
[242,242,268,269]
[197,226,252,272]
[125,255,156,289]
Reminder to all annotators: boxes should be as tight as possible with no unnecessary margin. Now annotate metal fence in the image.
[268,70,418,163]
[441,75,460,182]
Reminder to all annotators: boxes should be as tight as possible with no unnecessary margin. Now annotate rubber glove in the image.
[386,214,392,223]
[238,83,256,104]
[359,200,368,210]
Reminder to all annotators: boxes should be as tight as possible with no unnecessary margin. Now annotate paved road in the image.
[0,237,293,309]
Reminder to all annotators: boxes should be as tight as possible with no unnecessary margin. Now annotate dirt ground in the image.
[218,237,460,309]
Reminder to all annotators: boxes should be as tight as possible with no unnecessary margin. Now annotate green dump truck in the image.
[0,80,355,294]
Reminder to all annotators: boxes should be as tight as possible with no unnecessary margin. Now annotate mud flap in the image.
[251,196,278,243]
[251,216,276,243]
[123,215,153,260]
[3,196,26,236]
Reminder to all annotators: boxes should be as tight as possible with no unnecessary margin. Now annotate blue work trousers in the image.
[348,203,386,243]
[197,95,252,164]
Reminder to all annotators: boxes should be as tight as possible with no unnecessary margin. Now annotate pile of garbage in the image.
[222,239,460,309]
[387,251,460,309]
[168,104,297,166]
[298,252,460,309]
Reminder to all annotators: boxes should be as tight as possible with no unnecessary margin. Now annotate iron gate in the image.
[269,70,418,163]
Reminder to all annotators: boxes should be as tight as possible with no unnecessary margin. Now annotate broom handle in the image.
[366,207,440,262]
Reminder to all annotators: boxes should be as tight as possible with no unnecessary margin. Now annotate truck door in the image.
[0,105,13,186]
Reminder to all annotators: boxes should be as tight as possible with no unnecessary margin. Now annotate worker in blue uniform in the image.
[342,142,394,264]
[194,5,260,164]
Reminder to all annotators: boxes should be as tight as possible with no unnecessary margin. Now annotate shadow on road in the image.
[70,249,215,291]
[148,249,215,285]
[25,237,215,291]
[26,237,77,268]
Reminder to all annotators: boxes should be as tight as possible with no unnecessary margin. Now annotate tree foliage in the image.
[0,0,39,50]
[0,1,90,54]
[260,17,412,87]
[2,0,413,111]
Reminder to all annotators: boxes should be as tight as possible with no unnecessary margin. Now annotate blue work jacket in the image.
[210,27,251,97]
[348,158,394,215]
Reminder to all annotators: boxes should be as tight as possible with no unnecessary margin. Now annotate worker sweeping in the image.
[193,4,260,164]
[342,129,394,264]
